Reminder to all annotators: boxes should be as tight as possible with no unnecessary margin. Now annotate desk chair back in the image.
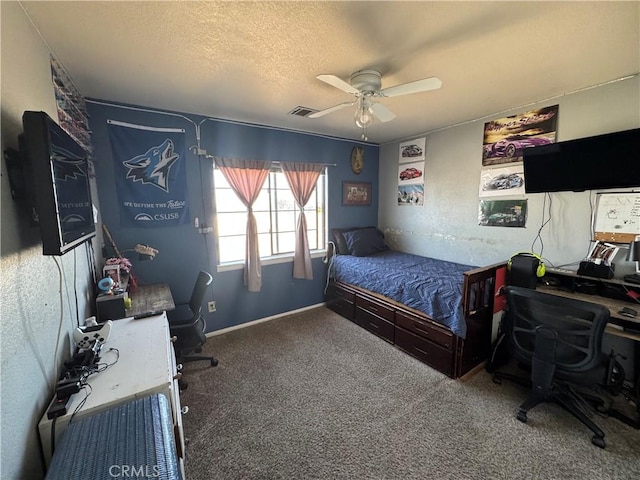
[504,286,609,373]
[189,271,214,319]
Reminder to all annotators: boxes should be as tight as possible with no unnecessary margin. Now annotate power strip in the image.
[47,395,71,419]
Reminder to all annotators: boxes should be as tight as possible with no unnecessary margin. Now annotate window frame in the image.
[213,165,327,270]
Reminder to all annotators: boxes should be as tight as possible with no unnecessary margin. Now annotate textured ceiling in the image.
[20,1,640,144]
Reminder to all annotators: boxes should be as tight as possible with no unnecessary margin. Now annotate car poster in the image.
[399,137,426,163]
[398,160,425,206]
[398,161,424,185]
[398,184,424,206]
[479,164,525,198]
[478,199,527,228]
[482,105,558,166]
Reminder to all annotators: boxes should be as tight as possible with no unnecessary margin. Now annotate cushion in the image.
[342,228,389,257]
[331,226,376,255]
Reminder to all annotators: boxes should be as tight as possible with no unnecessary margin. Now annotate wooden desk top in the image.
[127,283,175,317]
[537,284,640,342]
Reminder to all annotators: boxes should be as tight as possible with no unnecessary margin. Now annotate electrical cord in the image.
[531,192,552,257]
[51,417,57,456]
[324,244,337,295]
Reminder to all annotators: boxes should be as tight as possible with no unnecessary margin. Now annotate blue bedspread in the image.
[331,250,475,338]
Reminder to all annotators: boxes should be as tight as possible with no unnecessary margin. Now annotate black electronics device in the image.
[624,274,640,285]
[507,253,545,289]
[523,128,640,193]
[20,111,96,255]
[577,261,615,279]
[47,395,71,419]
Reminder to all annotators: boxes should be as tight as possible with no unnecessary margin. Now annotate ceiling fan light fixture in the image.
[354,107,374,128]
[354,97,374,130]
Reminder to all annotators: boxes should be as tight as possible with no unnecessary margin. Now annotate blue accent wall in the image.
[87,100,379,331]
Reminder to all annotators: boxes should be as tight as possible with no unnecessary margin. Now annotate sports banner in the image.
[107,120,189,227]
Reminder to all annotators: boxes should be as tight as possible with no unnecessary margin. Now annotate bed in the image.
[326,227,503,378]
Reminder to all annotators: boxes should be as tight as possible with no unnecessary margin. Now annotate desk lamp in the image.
[624,235,640,284]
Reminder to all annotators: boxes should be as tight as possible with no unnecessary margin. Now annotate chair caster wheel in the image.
[591,436,605,449]
[211,358,218,367]
[516,410,528,423]
[179,379,189,391]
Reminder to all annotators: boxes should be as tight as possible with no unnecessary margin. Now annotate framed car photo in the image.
[342,181,372,206]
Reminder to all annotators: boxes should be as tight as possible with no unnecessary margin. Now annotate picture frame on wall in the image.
[342,181,372,206]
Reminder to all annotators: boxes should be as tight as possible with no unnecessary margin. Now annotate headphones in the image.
[507,252,546,278]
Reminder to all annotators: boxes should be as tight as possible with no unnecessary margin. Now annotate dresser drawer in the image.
[355,307,394,343]
[395,327,455,377]
[395,310,454,349]
[356,295,395,322]
[326,283,355,320]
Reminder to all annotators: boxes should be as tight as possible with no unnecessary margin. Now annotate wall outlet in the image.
[207,301,216,313]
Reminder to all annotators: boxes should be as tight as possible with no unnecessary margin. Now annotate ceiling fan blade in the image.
[379,76,442,98]
[370,103,396,123]
[316,74,360,95]
[308,101,354,118]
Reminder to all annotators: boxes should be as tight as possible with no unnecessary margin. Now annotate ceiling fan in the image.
[309,69,442,140]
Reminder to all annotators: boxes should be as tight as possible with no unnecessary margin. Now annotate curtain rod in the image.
[212,158,336,167]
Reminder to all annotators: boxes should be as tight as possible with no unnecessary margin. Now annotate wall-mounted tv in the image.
[523,128,640,193]
[21,111,96,255]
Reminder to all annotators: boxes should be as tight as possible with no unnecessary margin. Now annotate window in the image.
[214,167,326,264]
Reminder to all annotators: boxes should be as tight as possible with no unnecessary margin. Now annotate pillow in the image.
[331,226,376,255]
[342,228,389,257]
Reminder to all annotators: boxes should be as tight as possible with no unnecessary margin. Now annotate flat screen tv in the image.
[21,111,96,255]
[522,128,640,193]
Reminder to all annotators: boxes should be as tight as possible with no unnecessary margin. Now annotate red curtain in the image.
[215,158,272,292]
[281,162,324,280]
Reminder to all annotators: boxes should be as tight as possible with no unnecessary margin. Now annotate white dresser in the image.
[38,313,185,474]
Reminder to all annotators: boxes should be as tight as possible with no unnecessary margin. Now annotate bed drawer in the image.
[395,310,454,349]
[326,283,355,320]
[395,326,455,377]
[356,295,395,322]
[355,307,394,343]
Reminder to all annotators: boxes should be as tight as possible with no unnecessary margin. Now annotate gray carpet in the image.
[180,307,640,480]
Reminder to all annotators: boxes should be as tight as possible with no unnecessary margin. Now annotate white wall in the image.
[379,76,640,271]
[1,3,95,478]
[378,76,640,377]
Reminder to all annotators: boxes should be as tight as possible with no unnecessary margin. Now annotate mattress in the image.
[331,250,475,338]
[45,394,181,480]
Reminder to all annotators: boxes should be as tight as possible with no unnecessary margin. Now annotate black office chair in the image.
[168,271,218,375]
[493,286,611,448]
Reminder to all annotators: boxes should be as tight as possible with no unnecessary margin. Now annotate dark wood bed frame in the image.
[326,262,505,378]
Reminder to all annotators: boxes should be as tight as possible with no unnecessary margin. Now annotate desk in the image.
[38,314,185,474]
[539,267,640,341]
[127,283,175,317]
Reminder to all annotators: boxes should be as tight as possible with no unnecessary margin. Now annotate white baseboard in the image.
[205,302,326,337]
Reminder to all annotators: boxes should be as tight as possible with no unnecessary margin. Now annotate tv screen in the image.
[523,128,640,193]
[22,111,96,255]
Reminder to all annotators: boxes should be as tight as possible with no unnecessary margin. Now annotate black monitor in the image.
[523,128,640,193]
[21,111,96,255]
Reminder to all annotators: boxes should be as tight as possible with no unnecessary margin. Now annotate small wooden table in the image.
[127,283,175,317]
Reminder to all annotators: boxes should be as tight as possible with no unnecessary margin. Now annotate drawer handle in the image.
[414,346,430,357]
[368,321,379,329]
[368,305,378,312]
[413,323,430,336]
